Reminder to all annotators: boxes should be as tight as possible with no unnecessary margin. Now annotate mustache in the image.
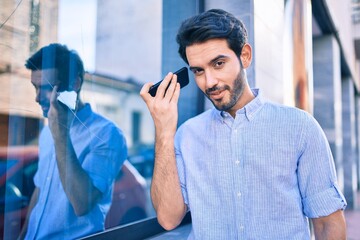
[205,85,230,95]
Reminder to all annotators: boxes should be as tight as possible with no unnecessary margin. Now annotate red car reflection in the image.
[0,146,148,239]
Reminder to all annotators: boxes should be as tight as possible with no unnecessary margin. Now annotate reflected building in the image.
[94,0,161,147]
[0,0,58,146]
[82,72,154,147]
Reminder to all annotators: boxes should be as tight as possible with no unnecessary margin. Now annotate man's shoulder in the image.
[262,101,312,120]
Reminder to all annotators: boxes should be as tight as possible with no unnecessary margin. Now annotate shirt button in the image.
[235,160,240,165]
[239,225,244,231]
[237,192,242,197]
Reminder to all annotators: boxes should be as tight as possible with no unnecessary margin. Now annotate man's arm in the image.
[47,86,102,216]
[140,73,187,230]
[311,210,346,240]
[18,187,39,240]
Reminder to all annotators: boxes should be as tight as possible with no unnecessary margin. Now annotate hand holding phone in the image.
[148,67,189,97]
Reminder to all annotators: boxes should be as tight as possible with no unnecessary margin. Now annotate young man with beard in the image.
[140,9,347,239]
[19,43,127,239]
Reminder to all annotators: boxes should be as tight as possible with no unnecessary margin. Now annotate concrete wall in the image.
[313,35,344,190]
[95,0,162,84]
[326,0,358,88]
[342,78,358,208]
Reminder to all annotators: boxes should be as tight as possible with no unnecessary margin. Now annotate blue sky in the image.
[58,0,96,71]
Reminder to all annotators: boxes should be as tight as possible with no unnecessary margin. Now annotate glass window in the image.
[0,0,168,238]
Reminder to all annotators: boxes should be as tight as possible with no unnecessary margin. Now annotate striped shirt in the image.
[175,89,346,239]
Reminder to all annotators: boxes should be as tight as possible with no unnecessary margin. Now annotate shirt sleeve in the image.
[297,114,347,218]
[174,127,189,207]
[34,126,52,188]
[82,127,127,194]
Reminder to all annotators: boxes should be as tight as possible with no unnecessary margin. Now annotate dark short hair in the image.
[176,9,248,64]
[25,43,85,91]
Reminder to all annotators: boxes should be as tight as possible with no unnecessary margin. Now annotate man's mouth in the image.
[207,90,225,100]
[206,86,228,101]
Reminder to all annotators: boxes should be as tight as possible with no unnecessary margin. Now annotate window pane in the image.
[1,0,160,238]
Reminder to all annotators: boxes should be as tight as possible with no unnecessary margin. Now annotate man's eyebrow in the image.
[209,55,229,65]
[189,66,203,72]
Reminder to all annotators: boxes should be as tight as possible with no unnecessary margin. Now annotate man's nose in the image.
[205,70,218,89]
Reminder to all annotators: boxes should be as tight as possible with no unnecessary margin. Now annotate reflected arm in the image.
[48,89,102,216]
[52,131,102,216]
[18,187,39,240]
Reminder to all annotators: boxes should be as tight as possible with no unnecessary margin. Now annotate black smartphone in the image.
[148,67,189,97]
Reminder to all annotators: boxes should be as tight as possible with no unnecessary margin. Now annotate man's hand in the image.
[140,72,181,139]
[48,86,75,139]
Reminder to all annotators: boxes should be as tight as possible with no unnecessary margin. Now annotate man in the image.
[140,9,347,239]
[20,43,127,239]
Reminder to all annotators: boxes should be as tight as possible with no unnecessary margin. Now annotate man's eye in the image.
[214,61,225,68]
[191,69,203,75]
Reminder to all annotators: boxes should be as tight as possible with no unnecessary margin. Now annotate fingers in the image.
[50,85,59,107]
[140,72,180,101]
[140,82,154,103]
[156,72,173,98]
[171,83,181,104]
[163,73,178,102]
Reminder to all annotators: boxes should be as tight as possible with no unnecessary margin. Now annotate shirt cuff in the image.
[302,183,347,218]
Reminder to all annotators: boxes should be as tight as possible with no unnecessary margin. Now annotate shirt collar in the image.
[215,88,264,122]
[74,103,92,123]
[242,88,263,121]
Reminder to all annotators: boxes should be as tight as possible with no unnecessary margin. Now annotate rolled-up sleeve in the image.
[297,114,347,218]
[302,183,346,218]
[175,127,189,207]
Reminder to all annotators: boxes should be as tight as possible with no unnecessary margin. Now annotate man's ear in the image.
[73,76,82,92]
[240,43,252,69]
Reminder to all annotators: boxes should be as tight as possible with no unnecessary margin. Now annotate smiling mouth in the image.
[207,90,226,101]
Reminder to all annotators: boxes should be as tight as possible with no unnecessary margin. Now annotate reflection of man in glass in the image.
[19,43,127,239]
[141,9,347,239]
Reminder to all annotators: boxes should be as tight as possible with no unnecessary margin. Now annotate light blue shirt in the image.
[175,89,346,240]
[26,104,127,240]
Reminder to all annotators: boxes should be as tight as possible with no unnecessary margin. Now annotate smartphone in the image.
[57,90,77,110]
[148,67,189,97]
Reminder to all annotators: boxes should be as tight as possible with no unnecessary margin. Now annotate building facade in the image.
[0,0,58,146]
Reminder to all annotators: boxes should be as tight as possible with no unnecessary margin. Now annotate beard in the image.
[205,68,246,112]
